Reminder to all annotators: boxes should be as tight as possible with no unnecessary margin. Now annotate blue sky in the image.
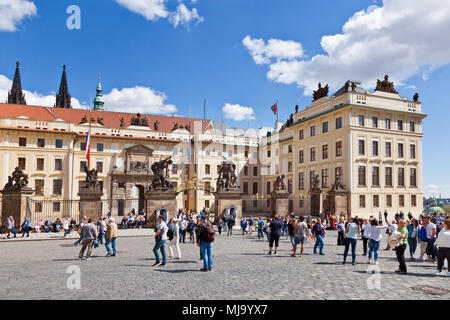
[0,0,450,197]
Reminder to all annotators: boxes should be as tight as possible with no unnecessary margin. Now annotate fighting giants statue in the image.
[149,157,174,191]
[330,177,346,192]
[4,167,29,189]
[375,75,397,94]
[216,161,238,191]
[310,174,321,192]
[273,175,287,192]
[81,163,99,188]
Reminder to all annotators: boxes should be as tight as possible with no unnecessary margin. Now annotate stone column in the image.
[78,187,104,222]
[144,190,178,228]
[1,188,34,228]
[270,190,290,216]
[214,190,243,223]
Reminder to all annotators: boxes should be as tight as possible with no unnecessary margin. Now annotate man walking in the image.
[79,218,97,260]
[425,217,437,262]
[227,210,235,236]
[178,217,187,243]
[196,216,215,271]
[152,215,168,266]
[292,216,307,257]
[267,216,282,255]
[6,216,16,239]
[313,219,325,255]
[105,218,118,257]
[257,217,264,239]
[21,217,30,238]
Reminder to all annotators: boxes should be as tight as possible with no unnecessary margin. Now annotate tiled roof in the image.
[0,103,211,133]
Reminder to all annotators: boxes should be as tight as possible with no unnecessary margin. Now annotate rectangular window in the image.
[322,144,328,159]
[322,169,328,188]
[372,117,378,128]
[37,138,45,147]
[309,171,316,188]
[385,118,391,129]
[288,162,292,173]
[358,166,366,186]
[253,166,258,176]
[19,137,27,147]
[299,129,304,140]
[81,142,86,151]
[336,141,342,157]
[243,182,248,194]
[267,150,271,158]
[358,115,364,127]
[96,161,103,173]
[244,166,248,176]
[359,195,366,208]
[399,195,405,207]
[205,200,210,208]
[37,158,44,171]
[410,168,417,187]
[336,117,342,129]
[411,195,417,207]
[55,139,63,148]
[410,121,415,132]
[288,179,292,193]
[373,195,379,208]
[410,144,416,159]
[385,142,392,157]
[205,164,210,175]
[322,122,328,133]
[80,161,87,172]
[204,182,211,195]
[252,182,258,195]
[298,172,305,190]
[398,120,403,131]
[310,126,316,137]
[299,150,304,163]
[55,159,62,171]
[398,143,404,158]
[288,145,292,153]
[386,194,392,207]
[53,202,61,212]
[299,200,304,208]
[372,166,379,186]
[372,141,378,156]
[97,143,104,152]
[244,150,249,158]
[335,167,343,183]
[35,179,44,195]
[359,140,365,155]
[53,179,62,195]
[172,164,177,174]
[18,157,26,170]
[310,147,316,161]
[398,167,405,186]
[266,181,271,194]
[35,202,43,213]
[385,167,393,186]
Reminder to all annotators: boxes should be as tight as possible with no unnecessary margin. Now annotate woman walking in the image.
[342,218,360,265]
[394,219,408,275]
[167,218,181,260]
[434,217,450,277]
[406,219,420,260]
[288,218,297,248]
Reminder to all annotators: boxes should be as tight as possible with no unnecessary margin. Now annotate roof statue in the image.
[413,93,419,102]
[375,75,397,93]
[79,115,88,124]
[154,120,160,130]
[119,117,125,128]
[130,113,149,127]
[313,83,329,101]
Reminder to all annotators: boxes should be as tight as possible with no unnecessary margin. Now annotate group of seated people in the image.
[33,218,77,233]
[121,212,146,229]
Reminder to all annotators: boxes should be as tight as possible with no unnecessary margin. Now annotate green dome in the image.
[438,200,444,207]
[425,206,445,214]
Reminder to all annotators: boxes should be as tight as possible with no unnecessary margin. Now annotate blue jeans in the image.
[343,238,357,263]
[153,240,167,264]
[368,239,380,261]
[258,228,264,239]
[313,235,324,254]
[407,237,417,257]
[200,241,213,269]
[427,238,437,260]
[11,226,17,237]
[289,235,296,247]
[21,226,30,237]
[98,232,105,244]
[105,237,117,255]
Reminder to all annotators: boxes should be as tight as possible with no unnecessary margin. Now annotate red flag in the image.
[271,102,278,115]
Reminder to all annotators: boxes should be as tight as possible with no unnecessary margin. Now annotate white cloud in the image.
[116,0,202,28]
[0,74,88,109]
[243,35,304,65]
[104,86,177,115]
[222,103,255,121]
[243,0,450,95]
[0,0,37,31]
[169,3,203,28]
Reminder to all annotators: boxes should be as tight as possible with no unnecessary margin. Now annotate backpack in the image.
[202,223,215,242]
[167,224,174,241]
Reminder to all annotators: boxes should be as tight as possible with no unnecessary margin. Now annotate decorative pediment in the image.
[124,144,154,156]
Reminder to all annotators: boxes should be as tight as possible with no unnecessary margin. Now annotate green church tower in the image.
[93,75,104,111]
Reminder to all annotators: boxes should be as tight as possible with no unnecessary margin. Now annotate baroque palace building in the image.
[0,63,426,221]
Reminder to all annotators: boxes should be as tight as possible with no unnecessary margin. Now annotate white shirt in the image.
[388,224,397,233]
[435,229,450,248]
[426,222,437,239]
[368,225,388,241]
[63,220,69,229]
[157,221,168,241]
[362,223,371,238]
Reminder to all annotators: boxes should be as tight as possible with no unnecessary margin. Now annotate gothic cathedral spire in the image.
[55,65,71,108]
[8,62,26,105]
[93,75,104,111]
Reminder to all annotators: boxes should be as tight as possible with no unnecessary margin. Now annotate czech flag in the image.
[85,129,91,167]
[271,101,278,115]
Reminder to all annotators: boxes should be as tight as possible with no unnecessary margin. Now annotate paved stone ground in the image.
[0,229,449,300]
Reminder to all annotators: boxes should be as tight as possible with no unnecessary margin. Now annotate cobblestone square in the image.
[0,229,449,300]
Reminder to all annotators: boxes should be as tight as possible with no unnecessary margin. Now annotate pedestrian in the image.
[241,219,248,235]
[63,218,70,238]
[342,218,360,265]
[152,215,168,266]
[368,219,388,265]
[394,219,408,274]
[384,220,398,250]
[313,219,325,255]
[267,216,282,255]
[6,216,16,239]
[178,217,187,243]
[336,218,345,246]
[418,219,429,261]
[105,218,118,257]
[78,218,97,260]
[378,212,383,225]
[361,219,371,256]
[196,216,215,271]
[217,219,223,235]
[406,218,420,260]
[257,217,264,239]
[384,210,388,224]
[248,216,254,235]
[292,216,307,258]
[288,218,296,248]
[264,218,271,243]
[227,213,235,236]
[74,216,87,246]
[97,217,107,245]
[425,216,437,262]
[168,218,181,260]
[21,217,30,238]
[433,217,450,277]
